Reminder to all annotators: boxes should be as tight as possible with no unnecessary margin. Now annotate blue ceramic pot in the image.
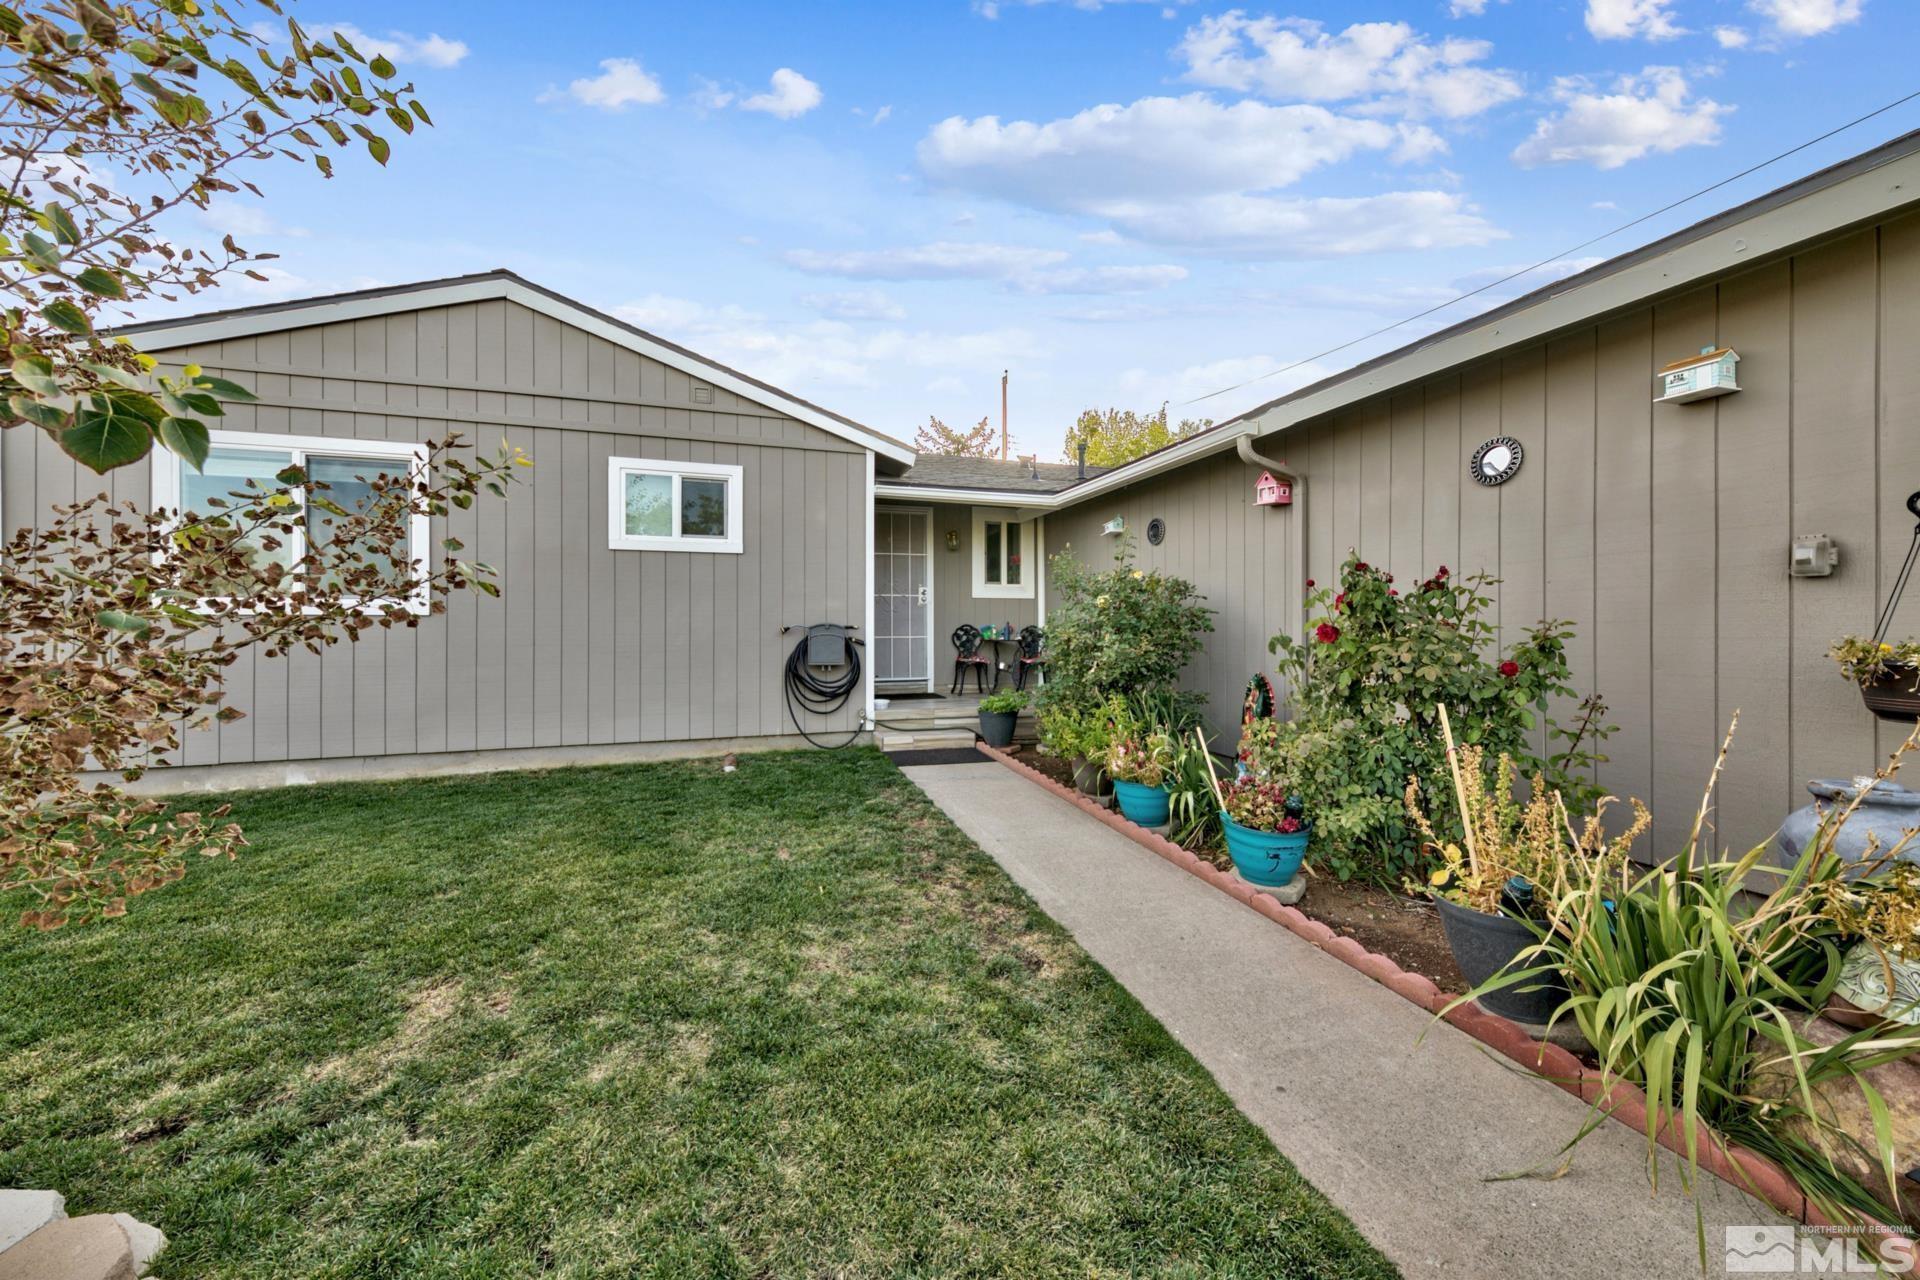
[1220,813,1309,887]
[1775,778,1920,876]
[1113,779,1172,827]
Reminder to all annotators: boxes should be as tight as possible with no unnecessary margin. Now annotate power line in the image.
[1181,88,1920,409]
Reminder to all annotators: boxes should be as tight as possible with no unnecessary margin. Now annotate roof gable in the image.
[110,270,915,467]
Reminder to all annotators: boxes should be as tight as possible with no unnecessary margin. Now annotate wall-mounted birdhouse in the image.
[1253,470,1292,506]
[1656,346,1740,404]
[1101,515,1126,537]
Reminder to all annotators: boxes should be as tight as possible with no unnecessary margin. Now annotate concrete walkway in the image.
[903,762,1784,1280]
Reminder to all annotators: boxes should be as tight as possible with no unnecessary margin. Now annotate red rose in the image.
[1385,573,1394,583]
[1355,561,1370,572]
[1333,592,1346,610]
[1498,660,1520,679]
[1389,589,1399,597]
[1316,622,1341,644]
[1305,578,1315,588]
[1437,565,1449,577]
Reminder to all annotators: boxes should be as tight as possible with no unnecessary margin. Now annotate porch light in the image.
[945,529,960,551]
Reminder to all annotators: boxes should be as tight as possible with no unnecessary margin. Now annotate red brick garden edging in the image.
[972,739,1915,1247]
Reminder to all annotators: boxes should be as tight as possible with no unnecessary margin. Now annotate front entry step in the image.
[876,729,979,752]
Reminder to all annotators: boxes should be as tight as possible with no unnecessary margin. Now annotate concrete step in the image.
[877,729,979,752]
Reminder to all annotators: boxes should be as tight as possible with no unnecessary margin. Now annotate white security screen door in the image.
[874,508,931,684]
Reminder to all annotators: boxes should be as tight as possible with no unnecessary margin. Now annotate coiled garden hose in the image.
[784,632,865,750]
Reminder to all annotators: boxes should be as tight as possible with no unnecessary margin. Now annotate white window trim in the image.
[607,457,744,554]
[971,508,1034,600]
[150,429,431,615]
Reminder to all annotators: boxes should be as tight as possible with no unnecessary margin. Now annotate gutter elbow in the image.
[1235,432,1298,487]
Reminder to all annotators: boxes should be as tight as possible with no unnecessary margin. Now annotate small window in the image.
[607,457,743,554]
[154,430,430,612]
[972,509,1034,600]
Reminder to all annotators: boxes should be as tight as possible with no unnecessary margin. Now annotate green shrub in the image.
[1041,535,1213,711]
[1266,554,1612,885]
[1462,736,1920,1242]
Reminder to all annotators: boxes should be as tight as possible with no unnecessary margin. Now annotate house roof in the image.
[106,269,918,469]
[1041,125,1920,511]
[888,454,1102,495]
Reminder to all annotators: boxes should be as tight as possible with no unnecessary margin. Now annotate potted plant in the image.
[1403,707,1639,1025]
[977,688,1028,749]
[1038,698,1115,799]
[1199,732,1309,888]
[1108,730,1176,827]
[1821,862,1920,1032]
[1831,635,1920,721]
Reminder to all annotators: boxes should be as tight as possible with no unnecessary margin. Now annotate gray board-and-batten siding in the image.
[1048,212,1920,857]
[3,294,869,786]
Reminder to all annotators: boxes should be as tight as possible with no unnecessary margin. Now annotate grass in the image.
[0,749,1398,1279]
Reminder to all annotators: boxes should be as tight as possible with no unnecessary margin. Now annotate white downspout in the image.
[1235,434,1306,712]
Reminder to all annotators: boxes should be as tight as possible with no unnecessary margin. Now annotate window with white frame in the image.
[151,430,430,612]
[972,508,1033,599]
[607,457,743,553]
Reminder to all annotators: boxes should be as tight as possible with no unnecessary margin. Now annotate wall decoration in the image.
[1469,436,1523,487]
[1243,673,1275,724]
[945,529,960,551]
[1147,517,1166,546]
[1253,470,1292,506]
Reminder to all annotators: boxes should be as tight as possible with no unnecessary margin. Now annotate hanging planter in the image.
[1835,491,1920,722]
[1861,664,1920,722]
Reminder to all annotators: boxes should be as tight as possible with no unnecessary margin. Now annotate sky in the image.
[166,0,1919,461]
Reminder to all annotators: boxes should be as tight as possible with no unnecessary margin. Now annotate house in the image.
[6,128,1919,854]
[0,270,1102,786]
[1033,127,1920,854]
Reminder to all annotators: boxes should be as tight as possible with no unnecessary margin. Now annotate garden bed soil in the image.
[1004,747,1466,993]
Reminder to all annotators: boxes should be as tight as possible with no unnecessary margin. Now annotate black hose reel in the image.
[782,623,864,749]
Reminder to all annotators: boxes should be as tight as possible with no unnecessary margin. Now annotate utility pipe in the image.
[1235,434,1307,715]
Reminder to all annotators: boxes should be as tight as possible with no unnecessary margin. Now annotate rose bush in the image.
[1265,554,1614,885]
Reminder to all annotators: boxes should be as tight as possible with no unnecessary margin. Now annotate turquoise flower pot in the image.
[1220,813,1309,887]
[1113,779,1172,827]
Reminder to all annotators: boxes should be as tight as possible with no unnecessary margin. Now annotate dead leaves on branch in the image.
[2,434,523,928]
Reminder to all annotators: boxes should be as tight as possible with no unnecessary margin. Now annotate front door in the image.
[875,507,931,686]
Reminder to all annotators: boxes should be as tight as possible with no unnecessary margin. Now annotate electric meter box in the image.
[1656,347,1741,404]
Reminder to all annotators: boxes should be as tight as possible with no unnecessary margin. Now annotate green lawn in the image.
[0,749,1396,1279]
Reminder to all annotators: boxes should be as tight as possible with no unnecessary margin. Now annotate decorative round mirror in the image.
[1147,517,1166,546]
[1470,436,1523,486]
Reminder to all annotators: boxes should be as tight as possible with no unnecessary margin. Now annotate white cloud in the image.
[1592,199,1620,209]
[921,95,1426,207]
[975,0,1189,14]
[1512,67,1729,170]
[692,78,734,110]
[196,199,308,240]
[1288,257,1607,317]
[542,58,666,111]
[1106,190,1504,256]
[610,293,1039,392]
[741,68,822,119]
[1584,0,1686,40]
[799,289,907,320]
[1012,264,1189,294]
[1715,24,1752,46]
[917,94,1498,256]
[1448,0,1490,14]
[314,23,469,68]
[1747,0,1865,36]
[783,241,1069,280]
[872,104,893,125]
[1175,15,1522,119]
[1079,229,1125,246]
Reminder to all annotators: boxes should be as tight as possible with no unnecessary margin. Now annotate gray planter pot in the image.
[1776,778,1920,874]
[978,709,1018,748]
[1069,754,1111,797]
[1434,897,1566,1026]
